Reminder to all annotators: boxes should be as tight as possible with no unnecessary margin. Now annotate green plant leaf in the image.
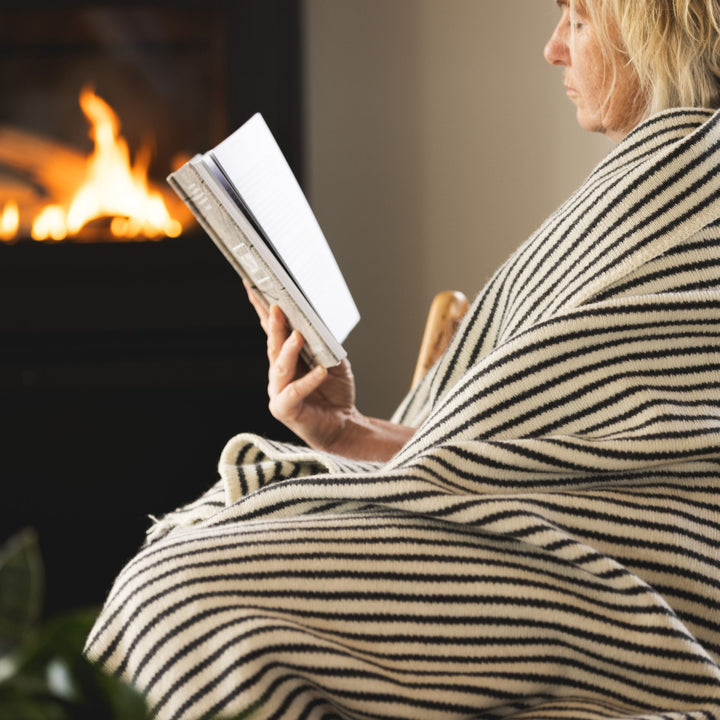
[0,529,43,665]
[12,609,151,719]
[0,529,152,718]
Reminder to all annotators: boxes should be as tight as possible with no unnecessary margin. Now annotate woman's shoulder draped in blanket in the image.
[148,107,720,539]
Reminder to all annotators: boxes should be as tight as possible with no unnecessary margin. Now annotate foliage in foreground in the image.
[0,528,151,719]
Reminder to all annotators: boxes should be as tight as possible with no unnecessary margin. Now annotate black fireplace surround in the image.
[0,0,302,614]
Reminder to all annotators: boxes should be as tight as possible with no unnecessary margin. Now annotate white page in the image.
[211,113,359,343]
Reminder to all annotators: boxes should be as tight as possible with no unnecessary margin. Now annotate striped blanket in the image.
[86,108,720,720]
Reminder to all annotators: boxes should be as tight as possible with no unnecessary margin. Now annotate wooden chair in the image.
[411,290,469,388]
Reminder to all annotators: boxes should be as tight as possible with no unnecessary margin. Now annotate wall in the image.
[303,0,610,417]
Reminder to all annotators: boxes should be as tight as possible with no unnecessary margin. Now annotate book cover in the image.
[167,113,359,368]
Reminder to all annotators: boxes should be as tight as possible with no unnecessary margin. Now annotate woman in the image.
[86,2,720,718]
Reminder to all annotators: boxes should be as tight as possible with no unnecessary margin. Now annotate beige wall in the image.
[303,0,610,417]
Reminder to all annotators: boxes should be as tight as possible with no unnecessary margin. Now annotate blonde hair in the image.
[581,0,720,116]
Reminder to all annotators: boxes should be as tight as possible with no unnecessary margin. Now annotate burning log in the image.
[0,126,86,238]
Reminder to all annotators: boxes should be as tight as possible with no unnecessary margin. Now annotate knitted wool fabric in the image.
[86,108,720,720]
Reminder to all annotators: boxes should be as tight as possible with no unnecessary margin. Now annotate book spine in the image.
[168,163,343,369]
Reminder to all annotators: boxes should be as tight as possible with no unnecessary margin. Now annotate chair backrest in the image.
[411,290,469,388]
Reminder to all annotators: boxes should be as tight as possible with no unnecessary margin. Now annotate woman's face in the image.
[544,0,643,141]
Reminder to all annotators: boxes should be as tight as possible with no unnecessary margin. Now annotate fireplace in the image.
[0,0,301,614]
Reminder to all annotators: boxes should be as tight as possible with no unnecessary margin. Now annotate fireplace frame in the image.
[0,0,303,615]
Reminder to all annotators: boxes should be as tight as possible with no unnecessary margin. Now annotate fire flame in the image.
[0,201,19,240]
[2,87,183,243]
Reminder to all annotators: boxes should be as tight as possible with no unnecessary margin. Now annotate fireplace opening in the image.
[1,0,302,614]
[2,85,190,243]
[0,2,226,244]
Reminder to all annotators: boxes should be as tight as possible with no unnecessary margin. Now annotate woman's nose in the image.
[544,20,569,66]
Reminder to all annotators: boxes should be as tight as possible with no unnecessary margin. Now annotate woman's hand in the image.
[265,302,359,453]
[245,283,416,460]
[245,283,356,451]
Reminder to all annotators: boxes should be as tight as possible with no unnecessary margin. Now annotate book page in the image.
[210,113,359,343]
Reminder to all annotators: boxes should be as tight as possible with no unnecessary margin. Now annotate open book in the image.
[167,113,359,368]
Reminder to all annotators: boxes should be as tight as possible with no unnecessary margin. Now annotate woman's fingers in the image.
[244,281,271,332]
[269,365,328,422]
[247,294,332,426]
[268,325,302,395]
[267,304,291,364]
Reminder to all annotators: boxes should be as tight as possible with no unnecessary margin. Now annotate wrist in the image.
[324,408,414,462]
